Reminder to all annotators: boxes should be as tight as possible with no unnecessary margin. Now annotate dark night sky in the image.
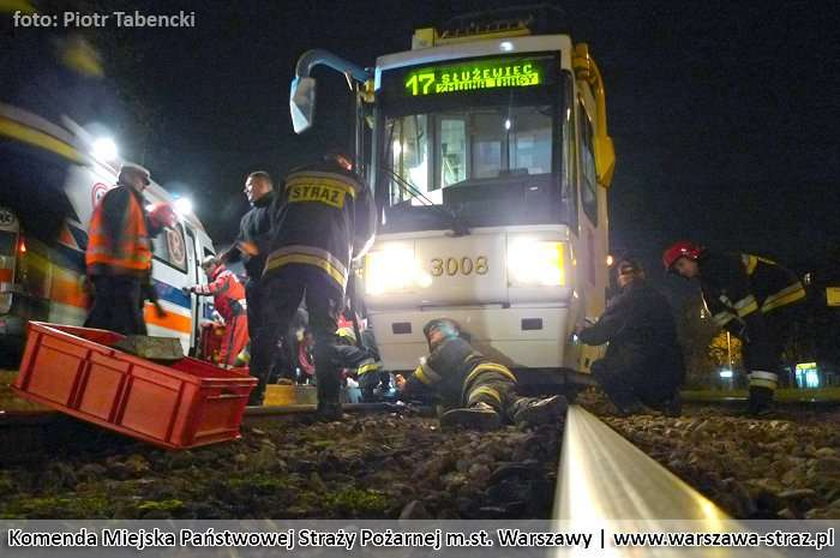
[67,0,840,278]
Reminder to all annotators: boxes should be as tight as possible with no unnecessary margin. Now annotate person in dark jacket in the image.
[335,325,390,401]
[577,257,685,416]
[248,152,377,417]
[220,171,277,396]
[395,319,568,429]
[663,241,806,415]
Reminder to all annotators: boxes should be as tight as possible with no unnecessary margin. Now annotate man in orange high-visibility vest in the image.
[85,163,170,335]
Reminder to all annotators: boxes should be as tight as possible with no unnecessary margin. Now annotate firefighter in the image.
[335,326,390,402]
[576,257,685,416]
[185,256,250,368]
[220,171,277,391]
[248,151,376,417]
[395,319,568,429]
[84,164,173,335]
[663,241,807,415]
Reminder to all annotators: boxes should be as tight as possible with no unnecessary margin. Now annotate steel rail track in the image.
[553,406,786,558]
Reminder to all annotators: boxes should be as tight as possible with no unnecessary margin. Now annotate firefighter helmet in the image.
[662,241,703,271]
[422,318,462,341]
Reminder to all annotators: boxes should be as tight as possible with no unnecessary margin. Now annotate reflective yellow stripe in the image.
[712,311,735,327]
[358,361,381,375]
[286,171,361,197]
[749,378,778,390]
[414,363,441,385]
[465,362,517,385]
[468,385,502,405]
[264,253,346,287]
[742,254,758,275]
[734,295,759,318]
[750,371,779,382]
[0,116,85,163]
[762,283,806,313]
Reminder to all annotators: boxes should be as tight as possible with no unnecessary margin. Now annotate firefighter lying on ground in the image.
[394,319,567,429]
[184,256,250,368]
[575,257,685,417]
[663,241,806,416]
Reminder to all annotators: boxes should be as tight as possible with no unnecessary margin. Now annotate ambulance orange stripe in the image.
[51,275,89,309]
[144,304,192,333]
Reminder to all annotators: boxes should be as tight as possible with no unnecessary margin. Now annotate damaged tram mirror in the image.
[290,76,317,134]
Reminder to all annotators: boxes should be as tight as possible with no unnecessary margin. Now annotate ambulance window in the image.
[578,99,598,226]
[0,231,15,255]
[151,224,188,273]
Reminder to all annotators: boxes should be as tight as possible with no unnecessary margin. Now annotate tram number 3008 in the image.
[430,256,488,277]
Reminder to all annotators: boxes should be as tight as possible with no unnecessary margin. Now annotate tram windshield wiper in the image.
[380,167,470,236]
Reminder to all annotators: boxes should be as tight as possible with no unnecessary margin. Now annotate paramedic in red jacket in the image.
[186,256,250,367]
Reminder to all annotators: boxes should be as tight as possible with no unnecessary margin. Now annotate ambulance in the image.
[0,110,215,362]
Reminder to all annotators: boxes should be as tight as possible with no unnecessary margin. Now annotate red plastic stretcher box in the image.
[12,322,257,450]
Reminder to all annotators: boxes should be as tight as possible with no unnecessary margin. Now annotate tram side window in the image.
[151,223,188,273]
[578,99,598,226]
[562,81,578,232]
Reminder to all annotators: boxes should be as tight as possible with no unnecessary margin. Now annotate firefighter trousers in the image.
[249,266,341,408]
[460,364,519,418]
[591,352,679,412]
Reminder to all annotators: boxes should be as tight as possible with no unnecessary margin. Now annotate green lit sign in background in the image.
[404,58,543,96]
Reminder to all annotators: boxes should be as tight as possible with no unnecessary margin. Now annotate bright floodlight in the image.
[92,137,118,161]
[500,41,514,52]
[719,369,734,379]
[173,197,193,216]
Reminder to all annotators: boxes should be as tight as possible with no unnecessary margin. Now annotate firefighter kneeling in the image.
[395,319,567,429]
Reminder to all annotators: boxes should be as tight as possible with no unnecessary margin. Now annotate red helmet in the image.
[662,241,703,270]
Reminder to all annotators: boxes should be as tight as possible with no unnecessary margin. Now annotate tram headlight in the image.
[508,239,567,286]
[364,244,431,295]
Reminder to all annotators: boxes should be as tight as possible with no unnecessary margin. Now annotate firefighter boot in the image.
[511,395,568,427]
[317,400,344,422]
[748,386,774,417]
[440,402,502,430]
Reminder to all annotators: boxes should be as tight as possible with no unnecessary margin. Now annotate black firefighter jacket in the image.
[263,160,376,295]
[697,251,805,370]
[403,336,517,409]
[578,280,684,385]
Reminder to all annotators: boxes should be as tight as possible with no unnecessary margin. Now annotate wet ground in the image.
[0,410,562,519]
